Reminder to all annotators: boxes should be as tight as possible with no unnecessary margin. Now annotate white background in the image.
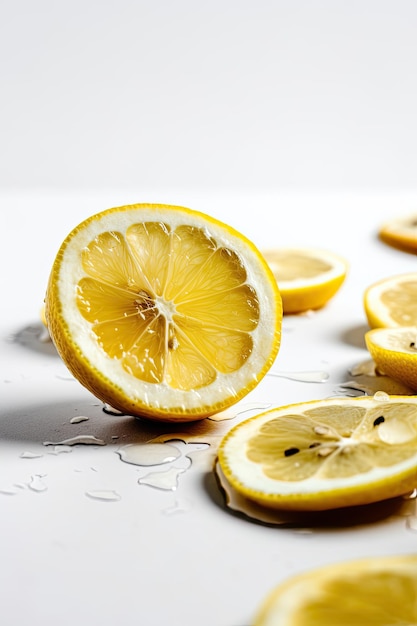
[1,0,417,193]
[2,3,417,626]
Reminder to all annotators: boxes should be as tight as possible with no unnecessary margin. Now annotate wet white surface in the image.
[2,190,417,626]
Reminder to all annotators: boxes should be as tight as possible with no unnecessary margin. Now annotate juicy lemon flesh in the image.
[366,327,417,391]
[268,252,332,281]
[255,556,417,626]
[218,397,417,510]
[76,223,259,391]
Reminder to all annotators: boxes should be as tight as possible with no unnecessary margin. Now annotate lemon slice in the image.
[262,247,347,314]
[365,326,417,391]
[45,203,282,422]
[364,272,417,328]
[254,554,417,626]
[217,396,417,511]
[379,213,417,254]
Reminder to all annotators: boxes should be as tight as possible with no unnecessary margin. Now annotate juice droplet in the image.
[70,416,90,424]
[138,467,186,491]
[117,443,182,466]
[269,370,329,383]
[28,475,48,492]
[377,418,415,444]
[373,391,390,402]
[43,435,106,446]
[85,490,121,502]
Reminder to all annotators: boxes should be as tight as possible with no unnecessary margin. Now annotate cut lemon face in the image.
[262,247,347,314]
[364,272,417,328]
[365,326,417,391]
[379,213,417,254]
[254,554,417,626]
[217,396,417,511]
[45,203,282,422]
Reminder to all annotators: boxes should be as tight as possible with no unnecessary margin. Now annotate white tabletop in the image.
[1,189,417,626]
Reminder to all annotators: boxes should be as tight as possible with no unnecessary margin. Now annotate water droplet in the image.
[209,402,272,421]
[349,359,378,377]
[377,418,415,444]
[269,370,329,383]
[47,445,73,455]
[28,475,48,492]
[138,467,186,491]
[0,487,19,495]
[20,451,43,459]
[374,391,390,402]
[70,415,90,424]
[85,490,121,502]
[102,404,126,416]
[117,442,182,466]
[162,498,192,516]
[43,435,106,446]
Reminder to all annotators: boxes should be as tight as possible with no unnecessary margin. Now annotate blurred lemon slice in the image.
[254,555,417,626]
[365,326,417,391]
[45,203,282,422]
[217,396,417,511]
[364,272,417,328]
[379,213,417,254]
[262,247,347,314]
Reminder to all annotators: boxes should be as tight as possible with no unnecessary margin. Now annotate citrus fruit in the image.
[262,247,347,314]
[217,395,417,511]
[379,213,417,254]
[45,203,282,422]
[365,326,417,391]
[254,554,417,626]
[364,272,417,328]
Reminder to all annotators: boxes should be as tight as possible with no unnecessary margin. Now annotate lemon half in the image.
[379,213,417,254]
[366,326,417,391]
[254,554,417,626]
[45,203,282,422]
[364,272,417,328]
[263,247,347,314]
[218,396,417,511]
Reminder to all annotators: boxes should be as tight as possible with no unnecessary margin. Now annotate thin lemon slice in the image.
[364,272,417,328]
[379,213,417,254]
[365,326,417,391]
[45,203,282,422]
[262,247,347,314]
[217,396,417,511]
[254,554,417,626]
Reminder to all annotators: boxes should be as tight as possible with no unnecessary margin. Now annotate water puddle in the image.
[43,435,106,447]
[28,475,48,493]
[339,359,414,397]
[85,490,121,502]
[268,370,329,383]
[20,451,43,459]
[70,416,90,424]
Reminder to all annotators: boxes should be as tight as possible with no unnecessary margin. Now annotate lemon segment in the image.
[254,555,417,626]
[262,247,347,314]
[364,272,417,328]
[45,203,282,422]
[379,213,417,254]
[218,396,417,511]
[365,326,417,391]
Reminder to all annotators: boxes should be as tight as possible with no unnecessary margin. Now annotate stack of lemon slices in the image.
[45,203,282,422]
